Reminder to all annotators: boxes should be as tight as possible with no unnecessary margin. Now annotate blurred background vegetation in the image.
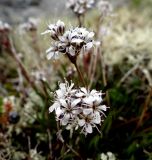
[0,0,152,159]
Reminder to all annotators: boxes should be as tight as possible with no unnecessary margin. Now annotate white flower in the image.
[57,98,81,125]
[55,81,75,99]
[97,0,113,17]
[0,20,11,32]
[100,152,116,160]
[42,20,65,40]
[78,113,101,135]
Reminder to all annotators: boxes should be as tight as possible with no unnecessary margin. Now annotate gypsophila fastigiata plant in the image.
[42,19,109,136]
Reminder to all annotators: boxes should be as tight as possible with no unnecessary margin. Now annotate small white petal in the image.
[85,42,93,50]
[71,98,81,108]
[68,46,75,56]
[83,108,93,115]
[83,97,94,105]
[56,107,63,117]
[101,153,108,160]
[86,124,93,133]
[60,99,68,108]
[62,114,70,125]
[78,119,85,126]
[41,30,51,35]
[49,102,60,113]
[68,83,74,91]
[80,87,87,94]
[56,20,65,27]
[46,52,54,60]
[92,112,101,124]
[46,47,53,53]
[87,32,94,38]
[75,92,85,97]
[98,105,107,111]
[59,83,66,91]
[56,90,64,98]
[90,89,98,95]
[94,97,102,105]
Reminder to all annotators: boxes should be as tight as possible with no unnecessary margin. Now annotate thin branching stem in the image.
[47,129,53,159]
[136,86,152,128]
[89,47,99,89]
[117,63,139,87]
[6,38,36,90]
[77,14,82,27]
[66,143,82,159]
[74,61,87,87]
[100,49,110,106]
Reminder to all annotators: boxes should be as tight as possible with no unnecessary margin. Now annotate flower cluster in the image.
[49,81,107,135]
[18,17,39,33]
[100,152,116,160]
[0,20,11,33]
[0,20,12,49]
[42,20,94,61]
[97,0,113,17]
[66,0,95,15]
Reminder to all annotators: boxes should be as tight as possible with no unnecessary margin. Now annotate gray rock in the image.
[0,0,130,24]
[0,0,41,7]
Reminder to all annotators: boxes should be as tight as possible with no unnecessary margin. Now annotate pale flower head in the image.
[100,152,116,160]
[49,81,108,135]
[97,0,113,17]
[41,20,65,39]
[0,20,11,32]
[42,20,94,60]
[66,0,95,15]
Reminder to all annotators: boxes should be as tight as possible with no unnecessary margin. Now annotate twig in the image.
[58,148,70,160]
[77,14,82,27]
[56,124,82,159]
[6,38,36,90]
[117,63,139,87]
[136,86,152,129]
[88,46,99,89]
[66,143,82,159]
[27,136,32,160]
[47,129,53,159]
[99,49,110,106]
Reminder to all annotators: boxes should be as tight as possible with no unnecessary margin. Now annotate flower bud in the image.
[50,30,59,40]
[56,20,65,36]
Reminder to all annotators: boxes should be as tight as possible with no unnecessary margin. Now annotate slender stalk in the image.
[6,38,37,90]
[66,143,82,159]
[88,46,99,89]
[117,63,139,87]
[74,61,86,87]
[56,123,82,159]
[77,14,82,27]
[47,129,53,159]
[136,86,152,128]
[100,49,110,106]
